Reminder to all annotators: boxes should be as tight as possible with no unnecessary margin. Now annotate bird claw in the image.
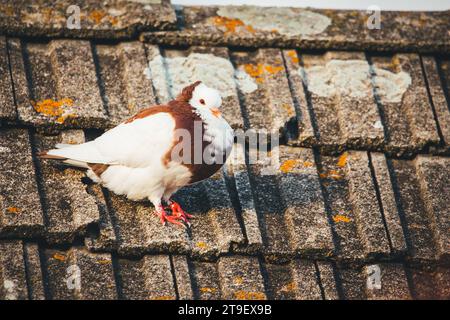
[156,205,184,227]
[156,203,192,228]
[168,201,193,224]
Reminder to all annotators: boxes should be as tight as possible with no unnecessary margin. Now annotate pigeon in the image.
[39,81,234,227]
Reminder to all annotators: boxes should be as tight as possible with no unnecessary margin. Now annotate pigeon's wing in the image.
[46,112,176,168]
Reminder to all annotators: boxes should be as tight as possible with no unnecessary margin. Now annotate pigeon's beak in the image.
[211,108,221,118]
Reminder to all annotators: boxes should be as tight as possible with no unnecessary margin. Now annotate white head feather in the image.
[189,83,222,111]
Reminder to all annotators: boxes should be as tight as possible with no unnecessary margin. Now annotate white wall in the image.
[172,0,450,11]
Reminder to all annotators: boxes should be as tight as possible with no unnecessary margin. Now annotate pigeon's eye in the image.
[199,99,205,105]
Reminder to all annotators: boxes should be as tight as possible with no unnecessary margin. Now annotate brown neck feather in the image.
[175,81,202,102]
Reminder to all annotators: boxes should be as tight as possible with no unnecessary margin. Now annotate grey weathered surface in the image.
[365,264,412,300]
[422,56,450,155]
[10,39,108,130]
[0,241,29,300]
[0,240,450,300]
[370,153,407,255]
[344,151,390,257]
[0,0,176,38]
[0,129,44,237]
[414,155,450,262]
[282,49,316,145]
[2,240,450,300]
[225,144,263,253]
[278,146,334,257]
[370,54,440,156]
[389,158,439,263]
[118,255,177,300]
[42,247,117,300]
[231,48,296,136]
[143,6,450,52]
[94,42,156,126]
[217,256,266,300]
[0,37,16,122]
[34,130,103,243]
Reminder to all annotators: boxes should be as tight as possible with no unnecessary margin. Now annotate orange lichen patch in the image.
[200,287,217,294]
[319,169,343,180]
[53,253,67,262]
[390,56,402,72]
[264,64,284,74]
[41,8,55,23]
[31,98,75,124]
[213,16,255,34]
[337,152,348,167]
[234,277,244,285]
[150,295,176,300]
[280,159,314,173]
[303,161,314,167]
[196,241,208,249]
[286,50,300,64]
[243,63,284,83]
[89,10,106,25]
[279,281,297,293]
[281,103,295,117]
[280,159,298,173]
[234,290,266,300]
[97,259,112,265]
[109,16,119,26]
[332,214,351,223]
[6,207,21,214]
[243,63,264,80]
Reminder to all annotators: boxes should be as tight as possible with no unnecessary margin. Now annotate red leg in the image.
[168,200,193,225]
[156,204,184,227]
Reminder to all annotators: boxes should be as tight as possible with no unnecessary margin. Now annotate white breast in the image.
[193,108,234,163]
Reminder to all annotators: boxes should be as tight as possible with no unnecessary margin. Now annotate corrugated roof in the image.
[0,1,449,300]
[143,6,450,52]
[1,240,449,300]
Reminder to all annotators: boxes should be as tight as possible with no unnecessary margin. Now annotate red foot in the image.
[168,201,193,225]
[156,205,184,227]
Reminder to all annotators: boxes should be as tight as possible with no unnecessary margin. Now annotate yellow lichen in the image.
[41,8,55,23]
[97,259,112,265]
[286,50,300,64]
[89,10,106,25]
[31,98,75,124]
[234,277,244,285]
[280,159,298,173]
[53,253,67,262]
[332,214,351,223]
[213,16,255,34]
[234,290,266,300]
[196,241,208,249]
[280,159,314,173]
[150,295,176,300]
[281,103,295,117]
[319,169,343,180]
[109,16,119,26]
[337,152,348,167]
[279,281,297,293]
[200,287,217,294]
[6,207,21,214]
[264,64,284,74]
[243,63,284,83]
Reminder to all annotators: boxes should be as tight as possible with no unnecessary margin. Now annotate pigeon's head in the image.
[178,81,223,117]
